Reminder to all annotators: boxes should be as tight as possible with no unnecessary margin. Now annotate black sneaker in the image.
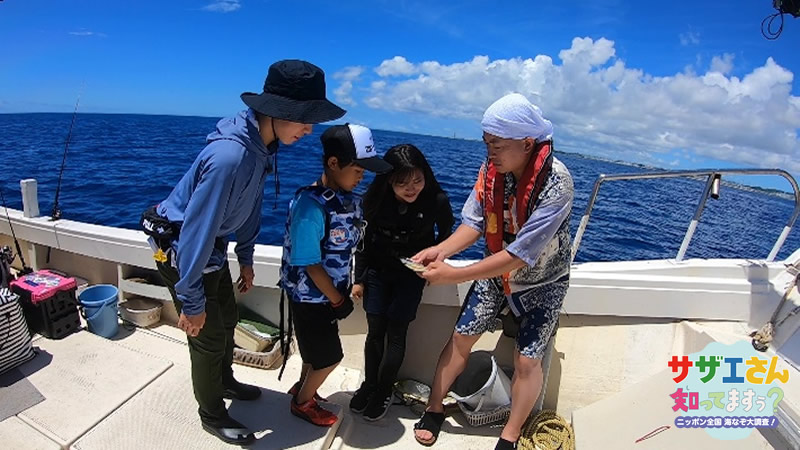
[200,415,255,446]
[363,390,393,421]
[349,383,374,413]
[222,378,262,401]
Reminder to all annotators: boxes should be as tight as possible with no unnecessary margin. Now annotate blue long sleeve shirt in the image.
[157,109,274,315]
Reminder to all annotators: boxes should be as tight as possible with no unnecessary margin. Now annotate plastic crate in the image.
[11,270,80,339]
[233,340,287,370]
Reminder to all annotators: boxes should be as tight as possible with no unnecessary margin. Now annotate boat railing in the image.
[571,169,800,262]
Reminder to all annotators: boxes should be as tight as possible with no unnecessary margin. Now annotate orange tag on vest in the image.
[487,212,498,234]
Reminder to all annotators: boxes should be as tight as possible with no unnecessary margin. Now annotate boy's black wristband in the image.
[331,295,354,320]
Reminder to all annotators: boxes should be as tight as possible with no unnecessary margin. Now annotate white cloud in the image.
[375,56,418,77]
[558,37,615,66]
[710,53,735,75]
[202,0,241,13]
[679,31,700,46]
[69,30,107,37]
[334,81,356,107]
[334,66,365,81]
[332,66,365,107]
[359,37,800,173]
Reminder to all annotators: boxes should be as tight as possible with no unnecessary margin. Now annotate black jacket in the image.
[354,191,454,282]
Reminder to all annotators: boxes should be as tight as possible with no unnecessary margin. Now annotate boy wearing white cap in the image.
[413,94,574,449]
[279,124,391,427]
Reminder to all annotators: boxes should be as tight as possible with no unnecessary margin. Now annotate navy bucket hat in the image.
[241,60,346,124]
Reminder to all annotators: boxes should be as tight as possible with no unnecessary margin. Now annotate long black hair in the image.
[363,144,445,221]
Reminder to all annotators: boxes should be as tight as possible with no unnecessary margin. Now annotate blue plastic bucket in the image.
[78,284,119,338]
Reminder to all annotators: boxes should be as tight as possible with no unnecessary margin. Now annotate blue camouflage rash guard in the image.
[280,186,365,304]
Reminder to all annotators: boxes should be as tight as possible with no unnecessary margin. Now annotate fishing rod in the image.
[0,188,33,277]
[46,88,82,264]
[51,90,82,222]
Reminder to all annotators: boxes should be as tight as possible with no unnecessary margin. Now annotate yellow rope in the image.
[518,410,574,450]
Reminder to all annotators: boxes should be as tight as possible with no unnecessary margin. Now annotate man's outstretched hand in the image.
[412,246,446,266]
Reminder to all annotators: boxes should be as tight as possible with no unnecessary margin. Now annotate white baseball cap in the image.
[320,123,393,173]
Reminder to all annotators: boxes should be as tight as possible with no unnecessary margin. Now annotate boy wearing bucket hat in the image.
[144,60,345,446]
[412,93,574,449]
[279,124,391,427]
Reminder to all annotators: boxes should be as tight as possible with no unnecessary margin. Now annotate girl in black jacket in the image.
[349,144,455,421]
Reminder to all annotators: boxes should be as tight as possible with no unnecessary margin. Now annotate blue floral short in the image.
[454,277,568,359]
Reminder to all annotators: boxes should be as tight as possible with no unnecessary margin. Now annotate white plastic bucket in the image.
[450,353,512,412]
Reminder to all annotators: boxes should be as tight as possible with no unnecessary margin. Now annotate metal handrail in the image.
[571,169,800,262]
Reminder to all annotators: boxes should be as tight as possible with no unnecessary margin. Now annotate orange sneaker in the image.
[291,397,338,427]
[288,381,327,402]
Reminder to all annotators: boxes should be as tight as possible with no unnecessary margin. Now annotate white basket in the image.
[119,297,162,327]
[233,340,287,370]
[457,402,511,427]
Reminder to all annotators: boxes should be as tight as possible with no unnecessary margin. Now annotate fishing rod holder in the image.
[0,246,14,288]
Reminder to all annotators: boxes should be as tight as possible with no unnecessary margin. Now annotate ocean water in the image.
[1,112,798,263]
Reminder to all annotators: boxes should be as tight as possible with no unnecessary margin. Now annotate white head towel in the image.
[481,93,553,141]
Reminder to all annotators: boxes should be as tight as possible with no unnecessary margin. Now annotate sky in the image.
[1,0,799,191]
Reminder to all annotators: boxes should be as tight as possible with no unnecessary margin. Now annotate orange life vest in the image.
[475,140,554,293]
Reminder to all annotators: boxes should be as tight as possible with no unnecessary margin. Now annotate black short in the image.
[290,301,343,370]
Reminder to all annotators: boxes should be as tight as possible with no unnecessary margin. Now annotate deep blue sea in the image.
[1,113,798,263]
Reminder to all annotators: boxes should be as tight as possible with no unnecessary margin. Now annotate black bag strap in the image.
[278,289,293,381]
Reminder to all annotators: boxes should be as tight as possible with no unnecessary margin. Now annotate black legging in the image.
[364,313,409,394]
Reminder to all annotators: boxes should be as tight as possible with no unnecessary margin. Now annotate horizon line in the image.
[0,111,796,196]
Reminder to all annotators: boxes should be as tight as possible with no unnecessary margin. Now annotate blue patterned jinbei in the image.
[455,157,574,359]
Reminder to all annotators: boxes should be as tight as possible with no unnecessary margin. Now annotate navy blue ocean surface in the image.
[1,113,798,263]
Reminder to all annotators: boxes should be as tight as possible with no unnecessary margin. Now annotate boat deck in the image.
[1,315,794,450]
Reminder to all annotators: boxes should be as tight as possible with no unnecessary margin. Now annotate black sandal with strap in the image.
[414,410,445,446]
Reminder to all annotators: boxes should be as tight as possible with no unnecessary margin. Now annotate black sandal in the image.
[495,437,518,450]
[413,410,445,446]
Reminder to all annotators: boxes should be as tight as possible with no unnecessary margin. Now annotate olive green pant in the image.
[156,260,238,423]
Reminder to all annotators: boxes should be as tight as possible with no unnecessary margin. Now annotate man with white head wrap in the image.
[480,93,554,141]
[412,93,574,449]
